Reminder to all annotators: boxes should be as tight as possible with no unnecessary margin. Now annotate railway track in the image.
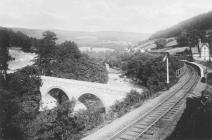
[107,65,199,140]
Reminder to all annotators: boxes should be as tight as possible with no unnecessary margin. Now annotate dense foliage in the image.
[0,28,10,86]
[28,100,85,140]
[38,31,57,75]
[107,90,150,118]
[121,52,183,92]
[9,30,33,52]
[50,41,108,83]
[0,27,39,52]
[0,66,41,139]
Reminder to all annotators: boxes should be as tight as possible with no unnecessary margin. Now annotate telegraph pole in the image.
[166,54,170,85]
[163,52,170,90]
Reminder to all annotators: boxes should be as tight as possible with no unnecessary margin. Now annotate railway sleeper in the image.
[130,127,144,133]
[119,133,135,140]
[139,134,154,139]
[135,124,148,129]
[125,131,140,136]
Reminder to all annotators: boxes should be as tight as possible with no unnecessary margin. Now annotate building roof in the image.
[200,43,209,49]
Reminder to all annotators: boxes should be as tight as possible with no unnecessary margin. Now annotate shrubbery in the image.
[0,66,41,139]
[122,52,183,92]
[107,90,150,118]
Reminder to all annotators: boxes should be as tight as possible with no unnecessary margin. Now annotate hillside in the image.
[10,27,149,50]
[130,37,178,53]
[150,11,212,39]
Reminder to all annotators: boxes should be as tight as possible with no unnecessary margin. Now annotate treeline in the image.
[150,11,212,39]
[0,27,37,52]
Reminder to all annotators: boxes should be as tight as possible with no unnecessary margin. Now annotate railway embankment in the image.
[167,70,211,140]
[167,85,212,140]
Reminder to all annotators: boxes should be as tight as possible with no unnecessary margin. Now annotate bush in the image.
[28,100,83,140]
[154,39,167,49]
[108,90,150,118]
[123,53,183,92]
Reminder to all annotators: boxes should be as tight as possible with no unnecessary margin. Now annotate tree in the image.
[206,32,212,56]
[29,100,85,140]
[9,30,32,52]
[0,89,11,138]
[187,29,206,56]
[38,31,57,75]
[1,66,42,139]
[154,39,167,49]
[0,28,10,87]
[123,53,183,92]
[7,66,42,95]
[176,31,188,47]
[176,29,206,61]
[56,41,81,61]
[46,40,108,83]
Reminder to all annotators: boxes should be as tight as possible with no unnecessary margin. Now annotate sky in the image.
[0,0,212,33]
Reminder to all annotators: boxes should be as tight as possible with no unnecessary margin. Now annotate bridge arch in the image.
[78,93,105,113]
[47,87,70,105]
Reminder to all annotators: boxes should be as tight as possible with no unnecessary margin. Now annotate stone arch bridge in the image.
[39,76,142,112]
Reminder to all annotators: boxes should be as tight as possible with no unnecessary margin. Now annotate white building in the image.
[199,39,210,61]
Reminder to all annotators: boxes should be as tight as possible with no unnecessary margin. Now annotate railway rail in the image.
[107,64,200,140]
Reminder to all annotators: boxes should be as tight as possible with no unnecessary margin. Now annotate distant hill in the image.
[9,27,149,50]
[150,11,212,39]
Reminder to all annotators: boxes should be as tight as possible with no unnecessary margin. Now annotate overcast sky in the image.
[0,0,211,33]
